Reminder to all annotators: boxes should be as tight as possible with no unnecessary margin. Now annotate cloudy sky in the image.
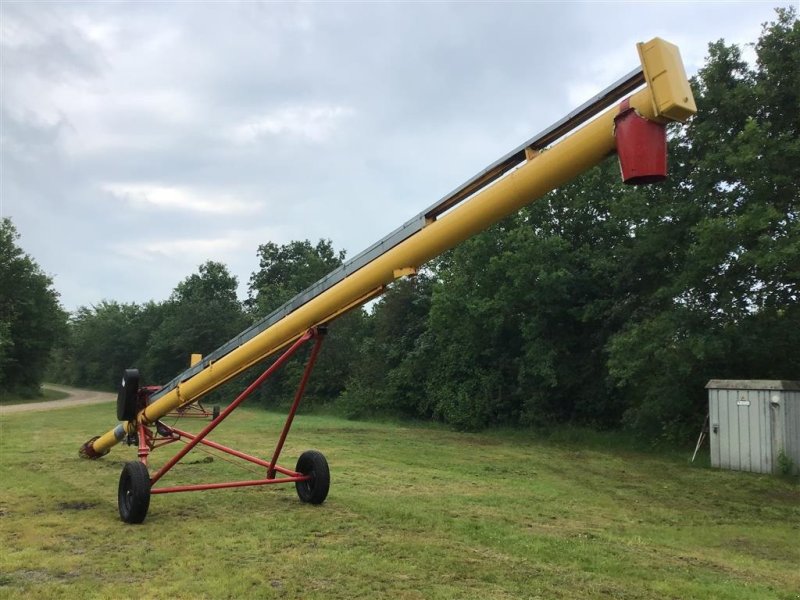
[1,1,790,311]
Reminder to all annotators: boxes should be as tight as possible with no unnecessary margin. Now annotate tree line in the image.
[3,11,797,440]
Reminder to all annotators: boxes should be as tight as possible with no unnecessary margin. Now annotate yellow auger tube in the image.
[84,38,696,457]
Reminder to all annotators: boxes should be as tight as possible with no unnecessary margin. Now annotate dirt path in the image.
[0,384,114,415]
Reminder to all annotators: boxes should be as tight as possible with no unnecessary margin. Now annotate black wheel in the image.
[212,405,220,420]
[295,450,330,505]
[118,461,151,524]
[117,369,140,421]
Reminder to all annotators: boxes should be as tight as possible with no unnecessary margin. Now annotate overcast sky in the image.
[1,1,791,311]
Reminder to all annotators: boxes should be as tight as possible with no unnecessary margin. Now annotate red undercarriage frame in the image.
[135,327,325,495]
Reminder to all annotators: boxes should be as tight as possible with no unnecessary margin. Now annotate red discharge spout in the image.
[615,99,668,185]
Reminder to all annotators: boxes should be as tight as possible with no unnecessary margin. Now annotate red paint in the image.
[168,426,299,477]
[138,328,323,499]
[268,332,325,478]
[615,99,667,185]
[149,330,314,486]
[137,421,150,467]
[151,476,310,495]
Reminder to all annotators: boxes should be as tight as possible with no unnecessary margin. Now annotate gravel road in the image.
[0,385,114,415]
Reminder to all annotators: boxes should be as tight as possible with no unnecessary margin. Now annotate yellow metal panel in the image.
[637,38,697,122]
[190,353,202,367]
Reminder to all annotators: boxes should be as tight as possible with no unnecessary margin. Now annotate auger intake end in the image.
[79,436,108,459]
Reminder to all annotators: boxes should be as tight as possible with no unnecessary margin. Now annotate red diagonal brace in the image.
[267,331,326,478]
[149,329,317,487]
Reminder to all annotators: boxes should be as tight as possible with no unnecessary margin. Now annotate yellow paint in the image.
[92,427,127,451]
[190,353,203,367]
[637,38,697,122]
[393,267,418,279]
[86,39,696,456]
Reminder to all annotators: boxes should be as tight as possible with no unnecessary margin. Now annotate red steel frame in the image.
[134,328,325,495]
[166,401,215,419]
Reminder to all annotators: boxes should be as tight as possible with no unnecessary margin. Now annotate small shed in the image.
[706,380,800,475]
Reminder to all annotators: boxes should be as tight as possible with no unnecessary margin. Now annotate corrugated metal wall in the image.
[708,381,800,475]
[783,390,800,473]
[709,388,773,473]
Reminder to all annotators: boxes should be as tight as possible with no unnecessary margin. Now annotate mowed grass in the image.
[1,403,798,599]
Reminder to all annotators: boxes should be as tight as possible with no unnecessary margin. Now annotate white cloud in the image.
[111,225,285,266]
[102,183,261,215]
[114,236,242,262]
[230,105,355,144]
[71,14,119,48]
[3,1,791,311]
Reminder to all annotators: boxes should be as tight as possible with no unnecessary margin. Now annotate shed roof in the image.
[705,379,800,391]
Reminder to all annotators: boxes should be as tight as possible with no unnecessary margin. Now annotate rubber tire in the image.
[295,450,330,505]
[118,461,151,524]
[117,369,140,421]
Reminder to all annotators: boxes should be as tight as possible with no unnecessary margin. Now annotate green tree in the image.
[303,308,368,406]
[247,239,345,317]
[241,239,365,409]
[64,300,150,389]
[422,167,634,430]
[0,218,66,396]
[378,9,799,437]
[607,9,800,439]
[339,274,434,419]
[143,261,247,384]
[52,262,247,393]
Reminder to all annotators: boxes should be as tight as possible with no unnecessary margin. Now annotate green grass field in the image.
[1,403,798,599]
[0,386,71,406]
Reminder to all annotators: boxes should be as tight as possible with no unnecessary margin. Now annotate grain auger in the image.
[80,38,696,523]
